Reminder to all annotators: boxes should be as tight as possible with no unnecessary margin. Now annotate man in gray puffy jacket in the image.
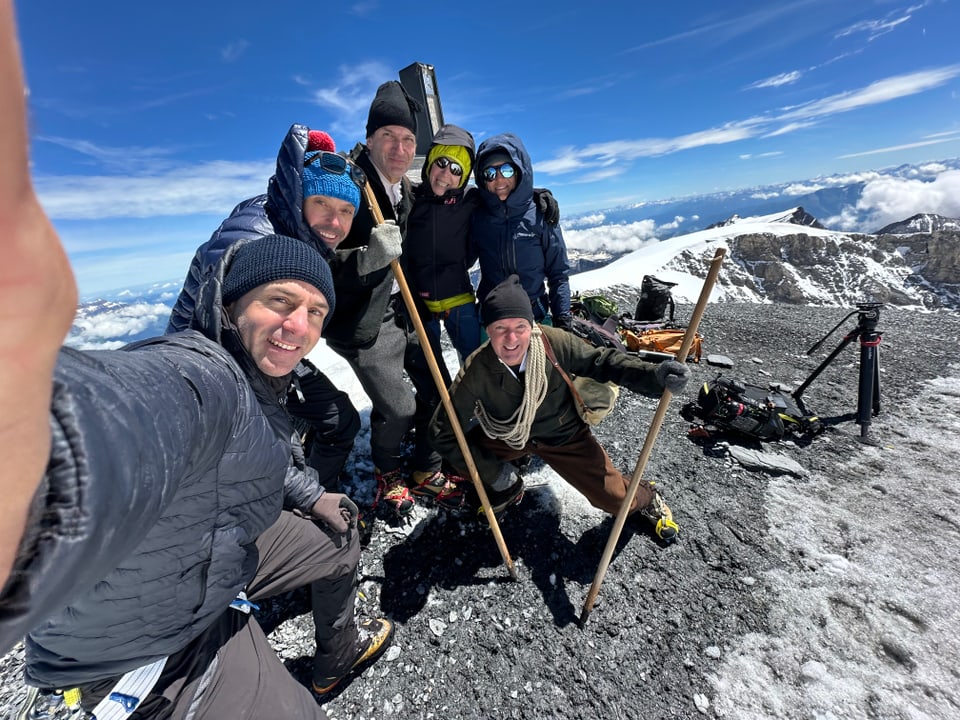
[8,235,394,720]
[0,20,390,710]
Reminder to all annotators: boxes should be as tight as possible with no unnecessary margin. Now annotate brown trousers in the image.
[475,424,654,514]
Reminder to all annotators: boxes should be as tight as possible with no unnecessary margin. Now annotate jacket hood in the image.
[190,241,290,396]
[420,124,476,185]
[474,133,535,216]
[191,239,241,345]
[265,124,335,256]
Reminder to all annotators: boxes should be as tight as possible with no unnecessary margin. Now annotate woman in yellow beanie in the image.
[400,124,481,508]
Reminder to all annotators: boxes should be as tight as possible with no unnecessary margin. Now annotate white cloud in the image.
[839,135,960,159]
[220,40,249,62]
[35,160,273,220]
[835,6,916,42]
[823,205,864,231]
[657,215,686,231]
[745,71,802,90]
[71,302,171,342]
[855,169,960,229]
[777,66,960,122]
[565,212,607,228]
[539,66,960,180]
[563,219,658,253]
[783,182,825,196]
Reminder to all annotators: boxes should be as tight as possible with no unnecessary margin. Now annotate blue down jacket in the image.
[4,244,319,688]
[472,133,571,322]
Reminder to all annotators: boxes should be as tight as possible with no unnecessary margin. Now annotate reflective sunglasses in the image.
[304,151,367,188]
[481,162,516,182]
[433,156,463,177]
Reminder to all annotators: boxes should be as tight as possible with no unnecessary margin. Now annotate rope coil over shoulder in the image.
[474,326,548,449]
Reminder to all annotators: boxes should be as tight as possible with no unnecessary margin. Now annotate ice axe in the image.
[579,247,726,625]
[359,179,517,580]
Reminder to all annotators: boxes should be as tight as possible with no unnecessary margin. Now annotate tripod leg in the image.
[857,332,881,438]
[793,332,857,408]
[872,340,881,416]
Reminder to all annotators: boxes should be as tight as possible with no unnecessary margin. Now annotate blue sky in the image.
[16,0,960,296]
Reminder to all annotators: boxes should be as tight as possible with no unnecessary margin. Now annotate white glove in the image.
[357,221,402,275]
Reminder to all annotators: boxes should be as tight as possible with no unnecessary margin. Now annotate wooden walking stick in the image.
[359,180,517,580]
[579,247,726,624]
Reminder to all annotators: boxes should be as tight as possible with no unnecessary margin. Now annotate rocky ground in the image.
[3,302,959,719]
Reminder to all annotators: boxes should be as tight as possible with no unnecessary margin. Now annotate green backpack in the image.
[572,293,619,323]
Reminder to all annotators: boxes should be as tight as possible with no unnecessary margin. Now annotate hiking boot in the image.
[411,470,466,510]
[374,468,414,517]
[477,478,524,518]
[312,618,394,695]
[638,490,679,543]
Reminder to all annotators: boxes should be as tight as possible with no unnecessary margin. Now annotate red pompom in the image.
[307,130,336,152]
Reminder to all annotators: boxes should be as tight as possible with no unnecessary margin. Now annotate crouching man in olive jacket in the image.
[428,275,690,542]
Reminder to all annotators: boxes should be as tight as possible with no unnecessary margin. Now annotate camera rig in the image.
[792,302,883,440]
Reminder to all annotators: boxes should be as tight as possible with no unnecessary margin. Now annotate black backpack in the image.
[680,375,823,441]
[634,275,677,323]
[566,316,628,353]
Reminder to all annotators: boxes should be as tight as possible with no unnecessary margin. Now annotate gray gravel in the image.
[4,302,960,719]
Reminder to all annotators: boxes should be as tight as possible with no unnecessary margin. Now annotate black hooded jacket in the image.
[403,124,480,311]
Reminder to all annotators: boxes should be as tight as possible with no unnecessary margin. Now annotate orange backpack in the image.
[620,327,703,362]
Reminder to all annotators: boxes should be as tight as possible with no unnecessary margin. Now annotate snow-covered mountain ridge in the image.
[571,207,960,312]
[67,205,959,351]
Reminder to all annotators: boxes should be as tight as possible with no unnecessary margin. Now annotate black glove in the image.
[311,492,359,533]
[655,360,690,394]
[553,314,574,330]
[533,188,560,225]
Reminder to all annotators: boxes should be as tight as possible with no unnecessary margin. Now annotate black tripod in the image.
[793,303,883,439]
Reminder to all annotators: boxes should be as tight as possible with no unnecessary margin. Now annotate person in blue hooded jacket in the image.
[472,133,573,329]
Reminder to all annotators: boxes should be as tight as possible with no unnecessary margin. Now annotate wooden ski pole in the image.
[360,181,517,580]
[579,247,726,624]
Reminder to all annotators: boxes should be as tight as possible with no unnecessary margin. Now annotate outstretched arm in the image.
[0,0,77,591]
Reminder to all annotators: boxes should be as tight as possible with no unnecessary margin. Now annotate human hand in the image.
[0,1,78,594]
[553,314,574,330]
[357,220,402,275]
[311,492,359,533]
[655,360,690,394]
[533,188,560,225]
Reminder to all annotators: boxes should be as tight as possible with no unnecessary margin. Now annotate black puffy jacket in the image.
[403,124,479,312]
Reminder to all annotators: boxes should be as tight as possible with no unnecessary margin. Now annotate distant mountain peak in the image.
[705,206,825,231]
[874,213,960,235]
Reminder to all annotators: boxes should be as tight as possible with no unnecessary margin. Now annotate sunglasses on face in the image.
[482,162,516,183]
[304,151,367,188]
[433,156,463,177]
